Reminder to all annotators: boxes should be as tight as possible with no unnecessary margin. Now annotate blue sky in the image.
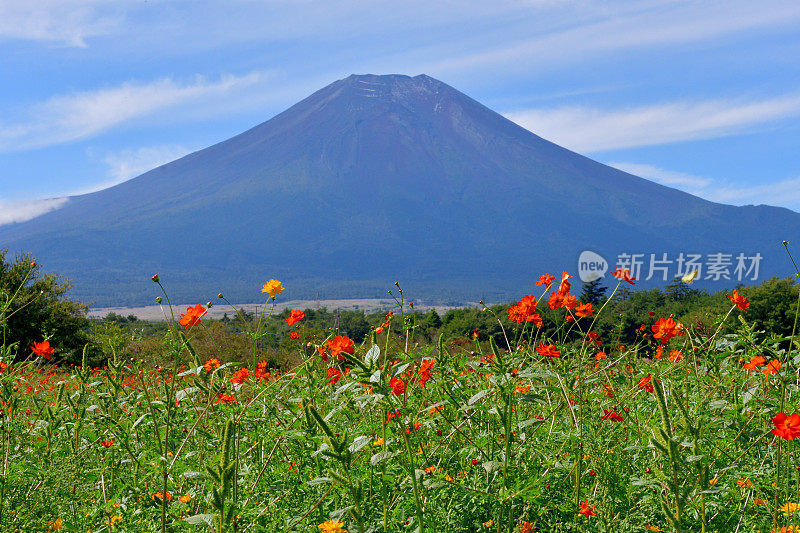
[2,0,800,225]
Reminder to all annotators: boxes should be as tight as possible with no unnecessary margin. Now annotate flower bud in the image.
[155,296,162,304]
[151,274,160,283]
[206,301,213,308]
[217,292,224,299]
[784,240,789,246]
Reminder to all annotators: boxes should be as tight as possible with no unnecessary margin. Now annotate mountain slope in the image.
[1,74,797,306]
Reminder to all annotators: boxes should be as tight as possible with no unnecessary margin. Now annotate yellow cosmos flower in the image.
[318,520,346,533]
[262,279,284,299]
[781,502,800,516]
[373,438,384,446]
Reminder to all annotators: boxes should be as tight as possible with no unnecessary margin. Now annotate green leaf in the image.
[370,451,400,466]
[365,344,380,366]
[184,514,216,527]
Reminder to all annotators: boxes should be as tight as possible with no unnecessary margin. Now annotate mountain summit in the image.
[1,74,798,306]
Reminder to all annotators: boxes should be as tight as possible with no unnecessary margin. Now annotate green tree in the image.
[0,249,92,363]
[580,279,608,305]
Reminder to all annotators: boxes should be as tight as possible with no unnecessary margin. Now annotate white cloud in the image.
[608,162,711,193]
[424,0,800,75]
[609,161,800,212]
[505,92,800,152]
[0,72,266,152]
[0,197,69,226]
[98,145,194,190]
[0,0,122,47]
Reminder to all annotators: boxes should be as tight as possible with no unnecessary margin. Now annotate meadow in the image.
[1,255,800,532]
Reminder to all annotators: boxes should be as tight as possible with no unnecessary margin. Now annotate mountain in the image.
[1,74,798,307]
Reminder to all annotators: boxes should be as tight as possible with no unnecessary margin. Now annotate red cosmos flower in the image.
[611,268,636,284]
[651,318,684,343]
[637,375,654,393]
[375,311,393,333]
[231,368,250,384]
[214,393,236,404]
[669,349,683,362]
[536,273,555,289]
[389,376,406,396]
[578,500,597,517]
[594,351,607,361]
[418,359,434,388]
[601,410,623,422]
[179,304,207,329]
[286,309,305,326]
[574,302,594,318]
[743,355,766,372]
[561,294,578,310]
[100,439,115,448]
[587,331,602,346]
[386,409,400,423]
[325,368,342,385]
[727,289,750,311]
[289,331,299,340]
[536,343,561,358]
[31,340,55,360]
[655,345,664,359]
[327,335,355,361]
[772,412,800,440]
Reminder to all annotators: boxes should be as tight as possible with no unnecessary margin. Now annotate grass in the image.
[1,266,800,533]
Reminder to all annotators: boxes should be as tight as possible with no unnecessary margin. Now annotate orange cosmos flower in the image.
[418,359,434,388]
[214,393,236,404]
[203,358,221,371]
[743,355,766,372]
[327,335,354,360]
[574,302,594,318]
[536,273,555,288]
[520,522,534,533]
[588,331,602,345]
[179,494,191,503]
[763,360,782,376]
[231,368,250,384]
[638,375,654,393]
[31,340,55,360]
[151,491,172,501]
[179,304,207,329]
[578,500,597,517]
[286,309,305,326]
[100,439,115,448]
[261,279,284,299]
[611,268,636,284]
[669,349,683,362]
[389,376,406,396]
[727,289,750,311]
[594,351,607,361]
[289,330,299,340]
[772,412,800,440]
[601,410,622,422]
[325,368,342,385]
[536,343,560,358]
[651,318,683,343]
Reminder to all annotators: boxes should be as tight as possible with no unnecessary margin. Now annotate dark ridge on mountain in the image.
[1,74,798,306]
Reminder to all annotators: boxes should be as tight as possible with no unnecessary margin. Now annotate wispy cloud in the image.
[505,92,800,152]
[609,161,800,212]
[0,198,69,226]
[0,72,267,152]
[609,162,711,193]
[424,1,800,75]
[98,144,194,191]
[0,0,122,47]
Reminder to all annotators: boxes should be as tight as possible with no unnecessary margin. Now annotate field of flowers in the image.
[2,262,800,532]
